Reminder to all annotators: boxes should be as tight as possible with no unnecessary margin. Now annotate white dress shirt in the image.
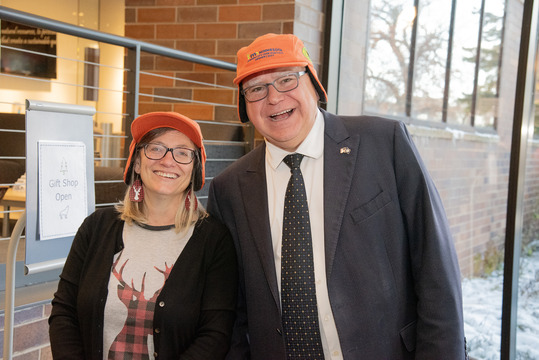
[265,109,344,359]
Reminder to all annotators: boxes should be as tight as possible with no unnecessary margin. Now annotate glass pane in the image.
[516,32,539,358]
[535,66,539,139]
[455,0,510,358]
[447,0,483,125]
[341,0,522,356]
[410,0,451,121]
[364,0,414,117]
[474,0,505,129]
[535,102,539,140]
[462,265,503,359]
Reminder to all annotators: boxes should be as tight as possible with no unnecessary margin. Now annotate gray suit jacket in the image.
[207,110,466,359]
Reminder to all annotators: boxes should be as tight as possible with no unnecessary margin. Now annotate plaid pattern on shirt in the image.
[107,255,172,359]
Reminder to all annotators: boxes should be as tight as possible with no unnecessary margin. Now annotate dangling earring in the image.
[129,175,144,202]
[185,190,198,211]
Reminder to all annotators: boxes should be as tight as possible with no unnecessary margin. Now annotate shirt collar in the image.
[266,109,325,170]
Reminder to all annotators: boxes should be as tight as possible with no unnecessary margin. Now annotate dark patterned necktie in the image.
[281,153,324,359]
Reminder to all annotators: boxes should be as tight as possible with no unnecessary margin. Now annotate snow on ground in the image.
[463,248,539,359]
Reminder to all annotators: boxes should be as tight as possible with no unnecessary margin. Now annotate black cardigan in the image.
[49,207,238,359]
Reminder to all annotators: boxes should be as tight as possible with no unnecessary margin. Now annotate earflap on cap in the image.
[237,86,249,123]
[123,139,137,184]
[306,64,328,103]
[191,149,204,191]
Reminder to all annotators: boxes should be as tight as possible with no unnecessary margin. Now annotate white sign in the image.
[38,140,88,240]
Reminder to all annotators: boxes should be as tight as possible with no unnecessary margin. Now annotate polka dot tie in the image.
[281,153,324,359]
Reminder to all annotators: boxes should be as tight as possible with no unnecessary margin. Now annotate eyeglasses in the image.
[241,71,307,102]
[142,143,195,164]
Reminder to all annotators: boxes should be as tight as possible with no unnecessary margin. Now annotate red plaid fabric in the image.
[107,255,172,359]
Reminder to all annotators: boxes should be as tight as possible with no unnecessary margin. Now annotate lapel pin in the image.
[340,147,351,154]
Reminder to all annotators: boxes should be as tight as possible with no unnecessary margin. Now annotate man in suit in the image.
[207,33,467,359]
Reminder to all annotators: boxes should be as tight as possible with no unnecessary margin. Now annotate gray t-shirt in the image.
[103,221,194,359]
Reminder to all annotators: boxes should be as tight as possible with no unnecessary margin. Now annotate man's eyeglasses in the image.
[241,71,307,102]
[141,143,195,164]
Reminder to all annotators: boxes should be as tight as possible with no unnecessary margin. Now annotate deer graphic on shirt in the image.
[107,256,173,359]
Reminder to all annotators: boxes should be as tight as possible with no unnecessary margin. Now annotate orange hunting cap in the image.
[234,33,328,123]
[123,112,206,191]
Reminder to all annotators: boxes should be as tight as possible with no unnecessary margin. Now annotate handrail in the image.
[3,211,27,360]
[0,6,236,71]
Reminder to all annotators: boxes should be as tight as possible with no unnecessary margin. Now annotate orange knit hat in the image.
[123,112,206,191]
[234,33,327,123]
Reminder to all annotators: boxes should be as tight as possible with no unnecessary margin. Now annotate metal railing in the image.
[0,5,251,240]
[0,5,240,139]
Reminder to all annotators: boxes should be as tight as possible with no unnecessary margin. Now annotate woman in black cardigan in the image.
[49,112,238,359]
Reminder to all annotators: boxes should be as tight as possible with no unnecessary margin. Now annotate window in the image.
[365,0,505,129]
[364,0,411,117]
[333,0,536,357]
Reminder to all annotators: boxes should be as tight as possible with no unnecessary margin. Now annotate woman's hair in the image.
[115,128,207,234]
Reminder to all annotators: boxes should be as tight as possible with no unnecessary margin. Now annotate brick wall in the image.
[0,303,52,359]
[124,0,326,125]
[412,131,511,277]
[523,142,539,247]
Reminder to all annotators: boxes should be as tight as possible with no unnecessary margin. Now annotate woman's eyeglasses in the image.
[141,143,195,164]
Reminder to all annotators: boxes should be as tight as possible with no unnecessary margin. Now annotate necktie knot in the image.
[283,153,304,171]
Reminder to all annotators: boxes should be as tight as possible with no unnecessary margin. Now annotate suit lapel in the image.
[238,144,281,309]
[237,111,360,308]
[322,110,360,279]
